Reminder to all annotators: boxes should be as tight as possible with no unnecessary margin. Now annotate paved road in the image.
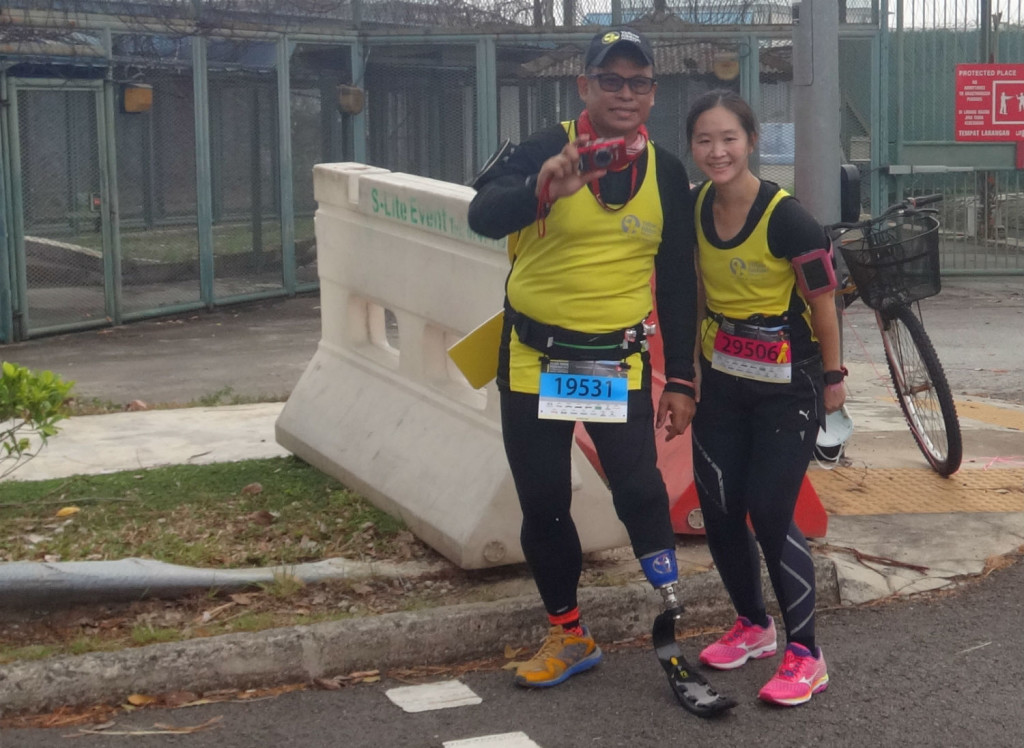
[5,558,1022,747]
[2,279,1020,409]
[0,293,323,407]
[841,277,1022,404]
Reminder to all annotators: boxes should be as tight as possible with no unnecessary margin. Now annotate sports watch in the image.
[823,367,849,386]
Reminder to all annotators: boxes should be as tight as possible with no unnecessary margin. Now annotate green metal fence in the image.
[888,0,1023,274]
[0,1,1020,341]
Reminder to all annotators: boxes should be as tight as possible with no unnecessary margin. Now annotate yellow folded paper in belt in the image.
[447,310,503,389]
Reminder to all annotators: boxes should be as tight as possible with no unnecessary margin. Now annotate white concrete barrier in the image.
[276,163,630,569]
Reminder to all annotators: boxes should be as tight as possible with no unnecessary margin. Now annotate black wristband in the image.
[663,382,696,399]
[823,367,848,386]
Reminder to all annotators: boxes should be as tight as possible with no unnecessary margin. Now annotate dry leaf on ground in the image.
[74,715,223,736]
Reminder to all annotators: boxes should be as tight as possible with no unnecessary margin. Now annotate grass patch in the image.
[224,612,278,633]
[0,455,460,666]
[0,572,470,664]
[192,386,282,408]
[0,644,61,663]
[0,637,124,664]
[130,626,184,646]
[65,397,125,416]
[0,456,405,567]
[260,570,307,599]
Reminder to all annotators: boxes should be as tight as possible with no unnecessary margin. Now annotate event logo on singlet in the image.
[621,214,659,238]
[729,257,769,281]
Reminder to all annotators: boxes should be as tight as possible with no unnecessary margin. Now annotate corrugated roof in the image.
[522,40,791,77]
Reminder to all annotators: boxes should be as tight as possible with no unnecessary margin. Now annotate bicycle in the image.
[827,194,963,477]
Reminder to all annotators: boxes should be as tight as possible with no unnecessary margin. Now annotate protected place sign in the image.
[955,63,1024,142]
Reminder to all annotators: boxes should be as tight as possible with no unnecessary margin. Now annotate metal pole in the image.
[894,0,904,200]
[792,0,842,363]
[350,40,367,164]
[0,72,14,342]
[475,37,498,172]
[611,0,622,26]
[277,35,296,293]
[101,27,122,325]
[792,0,841,225]
[980,0,991,63]
[871,0,888,215]
[5,81,28,338]
[741,34,760,176]
[193,36,215,307]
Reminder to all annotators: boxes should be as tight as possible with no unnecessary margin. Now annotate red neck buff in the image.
[575,110,646,210]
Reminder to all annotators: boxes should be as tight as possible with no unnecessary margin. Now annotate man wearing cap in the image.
[468,28,698,688]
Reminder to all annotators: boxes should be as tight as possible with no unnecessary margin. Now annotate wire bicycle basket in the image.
[836,212,941,311]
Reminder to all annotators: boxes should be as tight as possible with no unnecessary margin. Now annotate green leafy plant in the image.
[0,361,74,478]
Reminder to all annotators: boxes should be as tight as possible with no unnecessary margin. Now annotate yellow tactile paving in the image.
[955,400,1024,431]
[809,468,1024,515]
[868,397,1024,431]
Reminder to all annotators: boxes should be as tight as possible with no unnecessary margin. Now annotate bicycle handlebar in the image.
[826,193,944,233]
[902,193,943,209]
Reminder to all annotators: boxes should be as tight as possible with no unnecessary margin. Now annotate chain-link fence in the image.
[113,34,202,317]
[290,42,354,286]
[210,58,283,299]
[15,83,107,333]
[2,29,352,339]
[364,42,479,184]
[2,1,1021,340]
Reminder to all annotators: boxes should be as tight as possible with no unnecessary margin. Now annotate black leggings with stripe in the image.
[691,356,823,648]
[500,387,675,618]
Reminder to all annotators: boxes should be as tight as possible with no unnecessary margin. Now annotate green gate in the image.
[4,79,117,339]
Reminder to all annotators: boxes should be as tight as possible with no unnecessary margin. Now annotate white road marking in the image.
[384,679,482,713]
[443,732,542,747]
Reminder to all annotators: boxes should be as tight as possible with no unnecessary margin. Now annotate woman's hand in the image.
[824,381,847,414]
[806,291,846,414]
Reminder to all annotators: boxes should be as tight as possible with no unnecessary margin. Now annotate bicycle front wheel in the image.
[877,305,963,476]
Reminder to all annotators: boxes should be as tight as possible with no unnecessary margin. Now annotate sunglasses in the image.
[586,73,657,95]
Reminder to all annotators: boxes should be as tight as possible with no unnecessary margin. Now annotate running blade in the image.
[652,610,737,718]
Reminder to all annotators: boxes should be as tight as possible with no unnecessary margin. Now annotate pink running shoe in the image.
[699,616,777,670]
[758,643,829,706]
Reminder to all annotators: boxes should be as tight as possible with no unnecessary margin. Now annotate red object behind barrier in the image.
[573,284,828,538]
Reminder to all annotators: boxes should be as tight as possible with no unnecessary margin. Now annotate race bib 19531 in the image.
[538,359,628,422]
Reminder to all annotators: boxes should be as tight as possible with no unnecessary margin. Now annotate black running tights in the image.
[500,388,675,618]
[691,358,822,649]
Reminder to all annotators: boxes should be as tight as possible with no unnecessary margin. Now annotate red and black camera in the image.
[577,137,627,173]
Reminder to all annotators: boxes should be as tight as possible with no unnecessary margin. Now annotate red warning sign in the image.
[955,64,1024,142]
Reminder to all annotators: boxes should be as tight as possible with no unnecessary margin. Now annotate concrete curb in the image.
[0,559,838,715]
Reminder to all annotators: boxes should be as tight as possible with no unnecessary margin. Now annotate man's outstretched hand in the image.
[535,139,607,201]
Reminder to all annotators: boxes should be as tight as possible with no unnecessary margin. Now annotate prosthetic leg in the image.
[641,550,737,718]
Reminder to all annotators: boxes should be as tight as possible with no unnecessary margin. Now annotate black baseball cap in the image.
[584,28,655,70]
